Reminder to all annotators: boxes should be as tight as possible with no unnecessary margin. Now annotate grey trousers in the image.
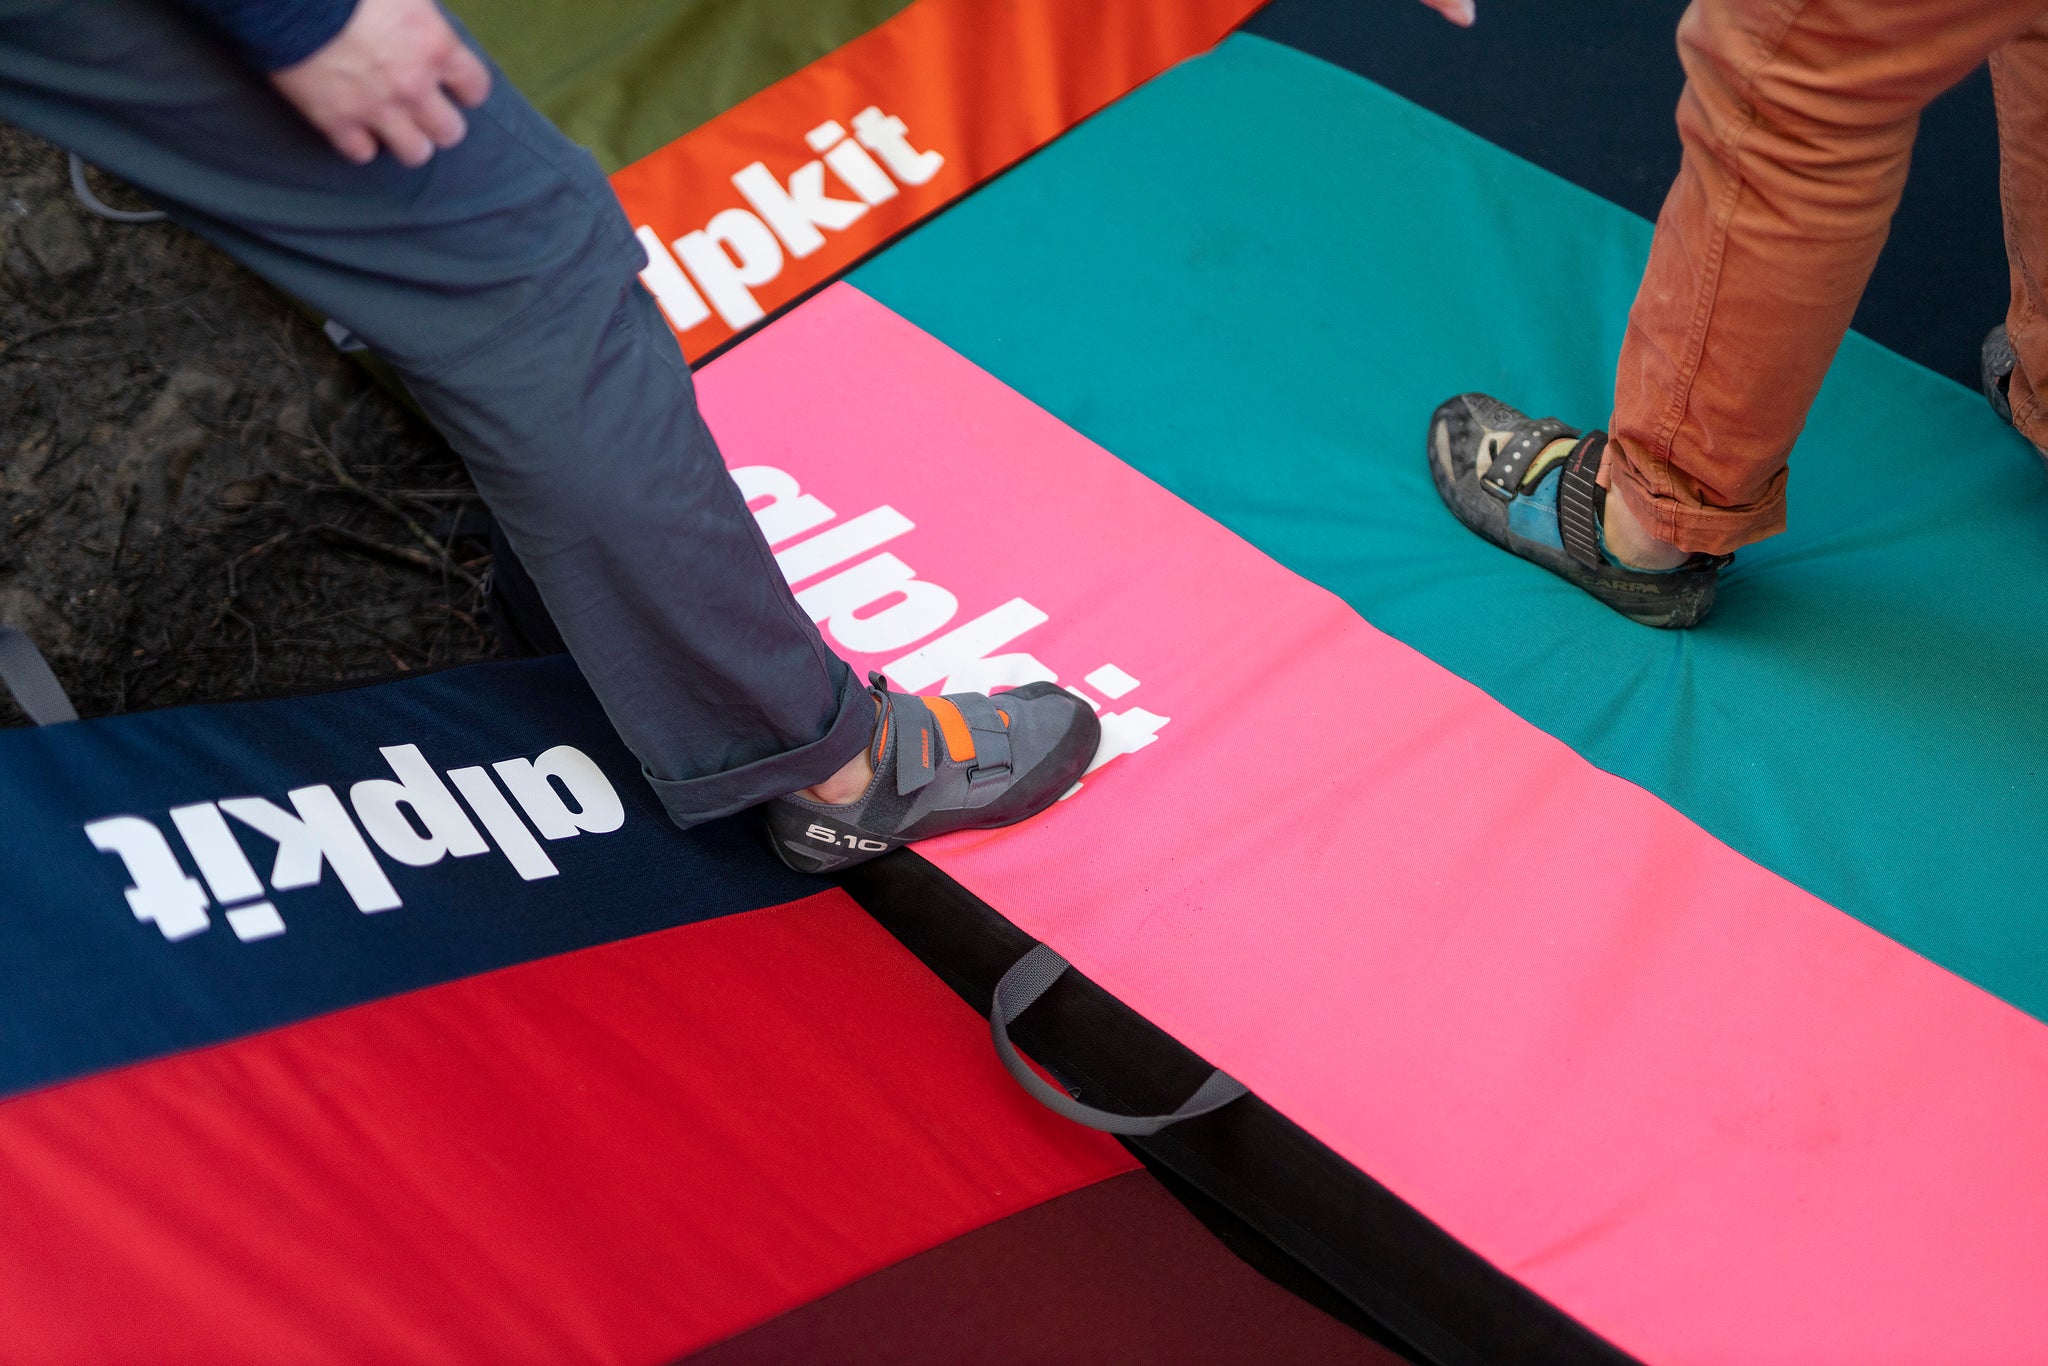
[0,0,872,826]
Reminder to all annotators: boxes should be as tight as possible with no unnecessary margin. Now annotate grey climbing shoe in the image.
[1984,323,2018,425]
[765,673,1101,873]
[1427,393,1729,630]
[1979,325,2048,478]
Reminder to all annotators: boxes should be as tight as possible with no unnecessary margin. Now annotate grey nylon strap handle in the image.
[0,626,79,725]
[990,943,1247,1136]
[68,152,168,224]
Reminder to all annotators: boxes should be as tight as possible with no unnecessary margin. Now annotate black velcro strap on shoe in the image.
[1556,431,1609,569]
[1478,416,1578,501]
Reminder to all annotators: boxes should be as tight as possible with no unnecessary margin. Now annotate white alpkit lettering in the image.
[349,744,489,868]
[732,465,835,545]
[168,802,286,941]
[85,816,211,941]
[87,738,634,940]
[852,106,944,186]
[1087,707,1172,775]
[636,107,937,334]
[635,226,712,331]
[885,598,1054,693]
[446,766,559,881]
[796,553,959,655]
[168,801,266,905]
[220,787,402,914]
[806,120,898,205]
[733,160,867,259]
[674,209,783,328]
[492,745,626,840]
[775,505,914,585]
[743,465,1173,793]
[1084,664,1140,700]
[1060,670,1169,801]
[943,652,1062,696]
[224,903,286,941]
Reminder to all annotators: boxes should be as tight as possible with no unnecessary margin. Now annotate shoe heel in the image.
[764,806,898,873]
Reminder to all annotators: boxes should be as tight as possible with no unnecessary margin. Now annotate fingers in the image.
[441,44,492,109]
[347,58,477,167]
[1420,0,1476,25]
[371,109,437,169]
[329,124,380,165]
[271,0,491,169]
[383,41,484,162]
[411,87,469,150]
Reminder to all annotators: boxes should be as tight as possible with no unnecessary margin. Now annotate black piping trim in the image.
[840,850,1642,1366]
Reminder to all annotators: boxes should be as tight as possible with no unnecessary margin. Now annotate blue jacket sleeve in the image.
[177,0,361,71]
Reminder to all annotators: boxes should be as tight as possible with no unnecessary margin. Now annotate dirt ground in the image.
[0,122,497,731]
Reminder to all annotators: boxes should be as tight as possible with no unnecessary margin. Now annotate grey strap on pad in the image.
[0,625,78,726]
[990,943,1248,1136]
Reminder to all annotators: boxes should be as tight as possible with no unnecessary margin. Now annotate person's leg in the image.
[0,0,871,826]
[1992,13,2048,454]
[1606,0,2048,561]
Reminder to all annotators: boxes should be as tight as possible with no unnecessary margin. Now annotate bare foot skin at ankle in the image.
[801,748,874,805]
[1601,487,1691,571]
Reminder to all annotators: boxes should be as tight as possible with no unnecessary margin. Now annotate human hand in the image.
[1416,0,1476,25]
[269,0,492,168]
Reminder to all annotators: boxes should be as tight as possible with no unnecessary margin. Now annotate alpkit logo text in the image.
[85,743,623,944]
[635,106,943,333]
[84,452,1174,941]
[737,463,1171,791]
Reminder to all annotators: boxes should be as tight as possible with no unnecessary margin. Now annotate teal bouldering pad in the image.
[853,33,2048,1021]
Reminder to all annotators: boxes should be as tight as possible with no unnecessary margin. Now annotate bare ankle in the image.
[1601,489,1690,571]
[801,748,874,806]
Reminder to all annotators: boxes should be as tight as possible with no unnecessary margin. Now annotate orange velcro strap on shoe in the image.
[924,697,977,763]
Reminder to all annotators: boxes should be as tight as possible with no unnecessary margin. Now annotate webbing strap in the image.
[68,152,167,224]
[990,943,1248,1136]
[1478,416,1576,500]
[0,625,78,726]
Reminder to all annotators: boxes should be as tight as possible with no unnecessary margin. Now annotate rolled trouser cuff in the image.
[2005,347,2048,454]
[1600,434,1788,557]
[2012,399,2048,454]
[644,665,876,829]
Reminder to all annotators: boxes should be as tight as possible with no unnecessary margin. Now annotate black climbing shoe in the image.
[765,673,1101,873]
[1427,393,1729,630]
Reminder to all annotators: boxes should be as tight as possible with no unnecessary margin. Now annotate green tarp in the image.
[447,0,914,170]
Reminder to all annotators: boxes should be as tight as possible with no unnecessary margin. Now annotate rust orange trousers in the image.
[1607,0,2048,553]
